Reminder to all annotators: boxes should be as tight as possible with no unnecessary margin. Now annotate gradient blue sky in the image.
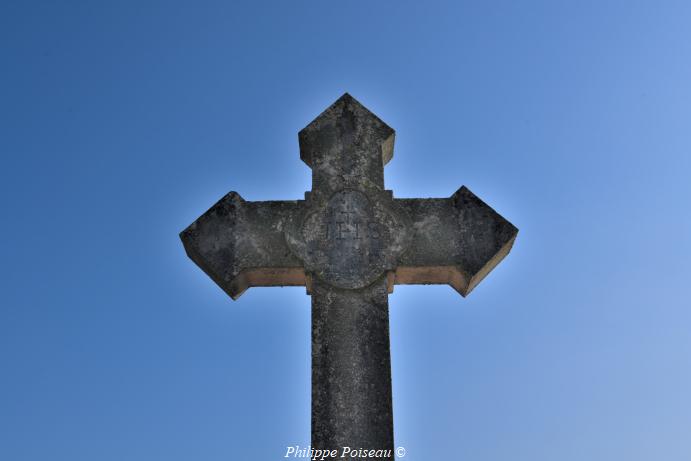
[2,1,690,460]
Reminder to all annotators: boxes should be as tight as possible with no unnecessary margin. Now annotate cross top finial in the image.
[299,93,395,193]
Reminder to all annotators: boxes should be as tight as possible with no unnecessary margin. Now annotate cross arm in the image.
[180,192,305,300]
[394,186,518,297]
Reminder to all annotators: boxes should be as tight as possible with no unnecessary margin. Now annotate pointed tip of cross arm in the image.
[451,186,519,297]
[298,92,395,168]
[179,191,249,301]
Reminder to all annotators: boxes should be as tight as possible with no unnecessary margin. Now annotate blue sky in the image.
[2,1,690,460]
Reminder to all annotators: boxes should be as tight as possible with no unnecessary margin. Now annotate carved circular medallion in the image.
[291,189,410,289]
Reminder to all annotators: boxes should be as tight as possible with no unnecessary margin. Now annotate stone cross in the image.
[180,94,517,457]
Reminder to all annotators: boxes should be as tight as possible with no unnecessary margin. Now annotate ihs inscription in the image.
[298,189,393,289]
[320,204,381,241]
[321,221,380,240]
[312,189,383,252]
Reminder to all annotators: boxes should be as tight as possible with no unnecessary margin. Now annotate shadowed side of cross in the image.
[180,93,518,457]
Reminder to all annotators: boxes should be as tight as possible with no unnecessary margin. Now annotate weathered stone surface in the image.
[180,93,518,457]
[395,186,518,296]
[179,192,304,300]
[311,278,393,451]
